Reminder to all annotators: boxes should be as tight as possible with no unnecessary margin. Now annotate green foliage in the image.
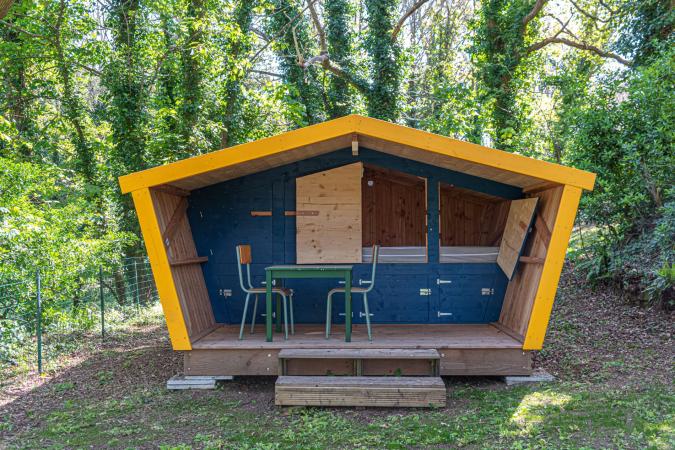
[364,0,401,121]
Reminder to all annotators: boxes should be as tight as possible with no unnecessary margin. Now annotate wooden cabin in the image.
[120,115,595,406]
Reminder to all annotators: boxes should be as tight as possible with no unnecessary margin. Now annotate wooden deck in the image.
[184,324,531,377]
[191,323,523,350]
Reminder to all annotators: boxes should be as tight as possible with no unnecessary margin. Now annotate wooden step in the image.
[278,348,440,376]
[278,348,440,360]
[275,376,446,407]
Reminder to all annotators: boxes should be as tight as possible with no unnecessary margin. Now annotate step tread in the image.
[276,375,445,388]
[278,348,440,360]
[275,376,446,407]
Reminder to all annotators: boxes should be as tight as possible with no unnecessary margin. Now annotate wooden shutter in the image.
[296,163,363,263]
[497,198,539,280]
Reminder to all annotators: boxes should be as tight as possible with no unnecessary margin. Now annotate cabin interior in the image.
[150,145,561,358]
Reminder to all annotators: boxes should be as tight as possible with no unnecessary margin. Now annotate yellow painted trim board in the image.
[119,116,358,193]
[523,185,583,350]
[132,189,192,350]
[353,117,596,190]
[119,115,596,194]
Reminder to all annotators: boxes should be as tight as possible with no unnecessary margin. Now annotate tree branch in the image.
[391,0,434,42]
[307,0,326,53]
[522,0,548,29]
[526,36,632,65]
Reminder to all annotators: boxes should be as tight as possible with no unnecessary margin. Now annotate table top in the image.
[265,264,353,271]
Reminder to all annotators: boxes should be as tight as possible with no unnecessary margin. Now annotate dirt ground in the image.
[0,265,673,448]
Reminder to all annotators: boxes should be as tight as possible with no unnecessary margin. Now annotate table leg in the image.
[345,270,352,342]
[265,271,273,342]
[275,282,282,333]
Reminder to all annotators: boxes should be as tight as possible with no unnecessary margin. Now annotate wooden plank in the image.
[191,324,524,350]
[185,349,281,376]
[438,349,532,375]
[296,162,363,263]
[169,256,208,267]
[285,359,355,376]
[161,197,189,246]
[154,184,191,197]
[534,213,552,248]
[362,359,434,376]
[499,186,563,338]
[279,348,439,359]
[518,256,544,264]
[275,376,446,407]
[523,185,582,349]
[131,189,191,350]
[497,198,538,279]
[250,211,272,217]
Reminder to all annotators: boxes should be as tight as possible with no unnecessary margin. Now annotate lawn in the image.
[1,266,673,449]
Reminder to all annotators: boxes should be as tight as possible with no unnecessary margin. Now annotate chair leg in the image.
[289,294,295,335]
[325,292,333,339]
[281,294,289,340]
[250,294,258,334]
[363,293,372,341]
[239,293,251,340]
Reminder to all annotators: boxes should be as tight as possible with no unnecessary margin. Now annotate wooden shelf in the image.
[169,256,209,267]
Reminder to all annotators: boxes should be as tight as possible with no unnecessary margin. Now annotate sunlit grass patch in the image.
[510,390,573,435]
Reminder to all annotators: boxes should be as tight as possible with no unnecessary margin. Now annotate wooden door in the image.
[296,163,363,263]
[497,198,539,279]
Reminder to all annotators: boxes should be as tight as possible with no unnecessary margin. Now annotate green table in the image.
[265,265,353,342]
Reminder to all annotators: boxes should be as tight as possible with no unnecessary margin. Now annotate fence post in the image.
[99,266,105,340]
[36,269,42,375]
[134,259,140,310]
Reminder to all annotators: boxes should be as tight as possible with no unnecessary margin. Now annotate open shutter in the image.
[497,198,539,280]
[296,163,363,263]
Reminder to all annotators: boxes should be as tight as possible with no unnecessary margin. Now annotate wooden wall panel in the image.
[151,188,215,340]
[498,186,563,337]
[439,184,510,246]
[362,166,426,247]
[296,163,363,263]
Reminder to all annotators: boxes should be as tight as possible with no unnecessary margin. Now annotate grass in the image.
[8,382,673,449]
[1,269,674,449]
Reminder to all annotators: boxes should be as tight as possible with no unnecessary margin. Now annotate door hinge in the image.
[436,278,452,285]
[420,288,432,296]
[437,311,453,317]
[338,312,354,318]
[359,312,374,318]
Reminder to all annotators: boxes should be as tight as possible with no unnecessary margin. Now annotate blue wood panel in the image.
[186,148,519,325]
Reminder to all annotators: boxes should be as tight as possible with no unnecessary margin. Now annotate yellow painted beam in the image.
[523,185,583,350]
[119,115,358,193]
[118,115,596,194]
[353,116,596,191]
[132,188,192,350]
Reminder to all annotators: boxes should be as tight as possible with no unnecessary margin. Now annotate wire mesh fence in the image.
[0,257,159,374]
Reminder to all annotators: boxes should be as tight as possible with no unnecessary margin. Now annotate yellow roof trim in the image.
[119,115,595,193]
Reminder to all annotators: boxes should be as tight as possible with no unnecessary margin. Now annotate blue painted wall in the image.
[187,148,521,325]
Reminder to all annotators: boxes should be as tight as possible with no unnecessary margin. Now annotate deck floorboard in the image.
[191,323,522,350]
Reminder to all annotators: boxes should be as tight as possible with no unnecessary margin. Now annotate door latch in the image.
[419,288,432,296]
[481,288,494,295]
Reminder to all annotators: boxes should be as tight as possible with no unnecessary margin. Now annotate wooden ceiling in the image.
[119,115,595,194]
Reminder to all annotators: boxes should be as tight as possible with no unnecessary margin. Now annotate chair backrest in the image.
[236,245,253,292]
[365,245,379,293]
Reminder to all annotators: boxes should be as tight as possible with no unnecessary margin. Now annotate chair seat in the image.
[328,287,369,295]
[248,287,293,295]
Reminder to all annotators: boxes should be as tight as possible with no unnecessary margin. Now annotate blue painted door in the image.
[364,273,430,323]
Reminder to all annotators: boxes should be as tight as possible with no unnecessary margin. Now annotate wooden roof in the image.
[118,115,595,193]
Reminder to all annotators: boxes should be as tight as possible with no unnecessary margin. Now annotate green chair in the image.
[236,245,294,340]
[326,245,379,341]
